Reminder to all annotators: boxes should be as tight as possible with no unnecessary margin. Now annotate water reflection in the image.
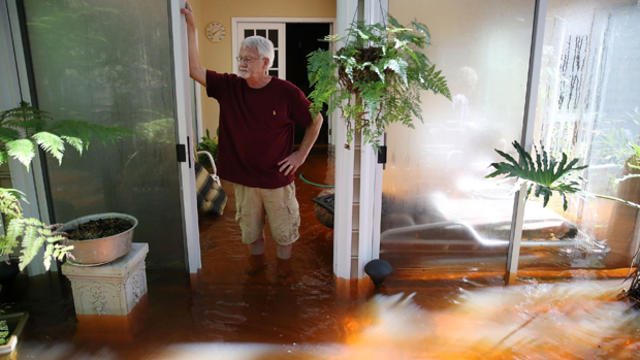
[157,281,640,359]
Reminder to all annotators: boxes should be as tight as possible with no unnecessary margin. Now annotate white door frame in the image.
[169,0,201,274]
[3,0,53,276]
[5,0,202,276]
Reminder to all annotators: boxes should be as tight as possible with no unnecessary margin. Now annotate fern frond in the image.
[32,131,65,165]
[6,139,35,169]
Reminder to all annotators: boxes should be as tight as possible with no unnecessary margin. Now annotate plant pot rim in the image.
[61,212,138,243]
[0,312,29,355]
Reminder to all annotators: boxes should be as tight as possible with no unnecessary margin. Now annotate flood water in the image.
[2,148,639,359]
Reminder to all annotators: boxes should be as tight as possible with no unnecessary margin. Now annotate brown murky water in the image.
[2,148,639,359]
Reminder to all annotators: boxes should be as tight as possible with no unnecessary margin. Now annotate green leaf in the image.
[0,127,20,143]
[6,139,36,169]
[486,140,588,209]
[61,136,84,155]
[0,151,8,166]
[32,131,65,165]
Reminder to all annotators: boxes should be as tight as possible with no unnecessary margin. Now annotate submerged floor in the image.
[1,148,639,359]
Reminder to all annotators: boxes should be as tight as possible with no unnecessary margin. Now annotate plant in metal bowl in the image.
[0,101,131,270]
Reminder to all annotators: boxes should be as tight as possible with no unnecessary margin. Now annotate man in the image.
[181,3,322,262]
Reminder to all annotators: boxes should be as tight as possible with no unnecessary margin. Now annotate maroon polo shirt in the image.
[205,70,313,189]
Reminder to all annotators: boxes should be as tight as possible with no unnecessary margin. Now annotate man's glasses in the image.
[236,56,260,64]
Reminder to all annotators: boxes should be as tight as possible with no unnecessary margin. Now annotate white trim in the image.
[333,108,354,279]
[232,17,335,24]
[193,31,204,140]
[4,0,54,275]
[506,0,547,284]
[357,141,377,278]
[170,0,201,274]
[333,0,358,279]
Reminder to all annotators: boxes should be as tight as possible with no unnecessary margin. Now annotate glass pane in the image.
[268,29,278,47]
[268,69,278,77]
[0,4,20,190]
[24,0,185,269]
[519,0,640,275]
[256,29,266,37]
[244,29,254,38]
[272,49,278,68]
[382,0,535,280]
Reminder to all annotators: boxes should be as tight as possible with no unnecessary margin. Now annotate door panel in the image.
[381,0,535,278]
[22,0,187,270]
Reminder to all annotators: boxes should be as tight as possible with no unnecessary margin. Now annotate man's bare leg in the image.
[276,243,292,260]
[249,237,265,255]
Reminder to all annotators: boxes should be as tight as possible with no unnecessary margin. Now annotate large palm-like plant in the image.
[0,101,131,270]
[307,16,451,147]
[486,141,587,211]
[487,140,640,304]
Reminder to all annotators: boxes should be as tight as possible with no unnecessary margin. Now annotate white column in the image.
[333,0,387,281]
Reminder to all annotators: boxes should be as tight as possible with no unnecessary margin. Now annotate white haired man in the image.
[181,3,323,265]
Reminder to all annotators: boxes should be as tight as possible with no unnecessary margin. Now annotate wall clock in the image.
[205,22,225,42]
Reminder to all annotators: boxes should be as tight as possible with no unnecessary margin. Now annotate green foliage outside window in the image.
[196,129,218,169]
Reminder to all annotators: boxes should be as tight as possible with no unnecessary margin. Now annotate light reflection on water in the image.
[156,280,640,359]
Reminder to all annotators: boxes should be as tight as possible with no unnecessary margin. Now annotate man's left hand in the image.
[278,151,306,176]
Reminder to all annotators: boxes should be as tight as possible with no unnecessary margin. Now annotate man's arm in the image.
[278,113,323,176]
[181,2,206,86]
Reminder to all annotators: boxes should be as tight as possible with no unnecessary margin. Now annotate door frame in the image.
[169,0,201,274]
[2,0,54,276]
[4,0,203,275]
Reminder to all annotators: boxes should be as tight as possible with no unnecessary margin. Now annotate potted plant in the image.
[0,101,131,271]
[307,16,451,148]
[487,140,640,304]
[196,129,218,171]
[0,311,28,356]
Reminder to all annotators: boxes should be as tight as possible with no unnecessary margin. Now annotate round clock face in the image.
[205,22,225,42]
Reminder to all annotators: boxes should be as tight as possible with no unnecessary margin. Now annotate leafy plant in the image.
[196,129,218,168]
[487,141,587,210]
[487,140,640,212]
[0,319,7,346]
[307,16,451,147]
[0,101,132,270]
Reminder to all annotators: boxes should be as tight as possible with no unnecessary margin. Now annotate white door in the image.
[234,22,286,79]
[10,0,201,275]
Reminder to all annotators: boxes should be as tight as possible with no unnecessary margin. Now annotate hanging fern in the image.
[307,16,450,148]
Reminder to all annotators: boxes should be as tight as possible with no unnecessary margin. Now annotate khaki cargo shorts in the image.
[232,181,300,246]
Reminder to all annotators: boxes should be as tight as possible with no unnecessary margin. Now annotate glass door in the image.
[22,0,189,270]
[381,0,536,282]
[518,0,640,277]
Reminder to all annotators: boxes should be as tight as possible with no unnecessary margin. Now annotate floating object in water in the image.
[365,259,393,286]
